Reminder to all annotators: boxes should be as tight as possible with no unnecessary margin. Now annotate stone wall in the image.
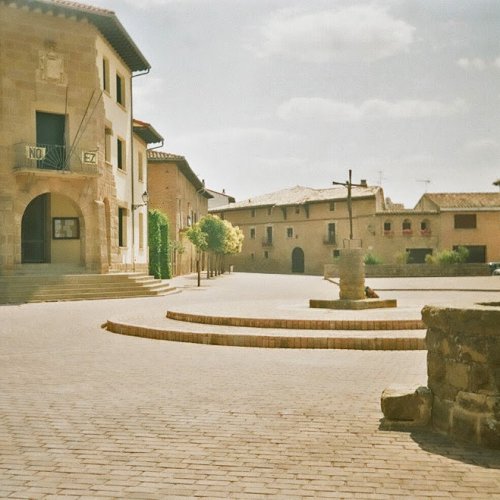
[325,263,490,278]
[422,303,500,449]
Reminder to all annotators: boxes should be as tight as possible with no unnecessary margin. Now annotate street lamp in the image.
[132,190,149,210]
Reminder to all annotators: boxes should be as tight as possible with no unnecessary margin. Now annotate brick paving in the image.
[1,273,499,498]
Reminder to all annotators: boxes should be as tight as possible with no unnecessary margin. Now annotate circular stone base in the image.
[309,298,398,310]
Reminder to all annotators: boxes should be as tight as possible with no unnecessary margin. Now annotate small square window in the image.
[264,251,269,259]
[250,228,256,239]
[287,227,293,238]
[251,209,256,217]
[329,201,336,211]
[295,206,300,214]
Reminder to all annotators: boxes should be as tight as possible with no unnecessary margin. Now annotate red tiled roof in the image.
[422,193,500,209]
[212,185,380,211]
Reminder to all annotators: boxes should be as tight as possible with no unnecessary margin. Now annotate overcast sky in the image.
[82,0,499,206]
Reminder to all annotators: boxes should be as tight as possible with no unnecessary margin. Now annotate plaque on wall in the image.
[53,217,80,239]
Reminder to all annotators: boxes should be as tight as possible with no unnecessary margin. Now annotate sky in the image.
[82,0,499,207]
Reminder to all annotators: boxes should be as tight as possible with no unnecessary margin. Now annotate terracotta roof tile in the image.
[423,192,500,209]
[213,185,380,211]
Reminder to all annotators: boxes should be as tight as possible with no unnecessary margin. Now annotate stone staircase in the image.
[0,270,175,304]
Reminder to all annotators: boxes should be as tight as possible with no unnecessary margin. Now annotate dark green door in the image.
[22,194,49,263]
[292,247,304,273]
[36,112,66,169]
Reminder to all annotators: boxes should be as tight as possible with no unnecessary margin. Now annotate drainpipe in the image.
[130,69,150,272]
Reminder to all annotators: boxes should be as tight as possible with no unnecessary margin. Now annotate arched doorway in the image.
[21,193,83,266]
[291,247,304,273]
[22,194,50,263]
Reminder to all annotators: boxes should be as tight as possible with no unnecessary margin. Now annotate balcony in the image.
[262,238,273,248]
[323,236,337,245]
[13,143,101,177]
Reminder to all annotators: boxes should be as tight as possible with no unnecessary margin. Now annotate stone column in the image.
[338,248,365,300]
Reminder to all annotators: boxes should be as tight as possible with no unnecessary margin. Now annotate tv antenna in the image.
[417,179,431,192]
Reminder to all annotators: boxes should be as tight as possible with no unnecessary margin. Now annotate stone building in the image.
[0,0,154,274]
[210,184,385,275]
[211,185,500,274]
[206,188,235,210]
[147,151,212,276]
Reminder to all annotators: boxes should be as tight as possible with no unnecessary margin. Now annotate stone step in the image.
[0,273,174,303]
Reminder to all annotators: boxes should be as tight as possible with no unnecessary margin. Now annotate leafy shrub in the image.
[364,252,382,265]
[148,209,171,279]
[426,246,469,265]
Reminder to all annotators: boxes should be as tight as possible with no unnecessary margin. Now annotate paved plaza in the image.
[1,273,499,498]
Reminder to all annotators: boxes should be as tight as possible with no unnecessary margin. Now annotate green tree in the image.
[148,209,171,279]
[186,215,244,284]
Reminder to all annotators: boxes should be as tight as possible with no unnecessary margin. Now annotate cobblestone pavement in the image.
[1,274,499,499]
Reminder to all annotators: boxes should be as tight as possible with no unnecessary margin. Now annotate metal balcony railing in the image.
[262,238,273,247]
[323,236,337,245]
[13,143,101,176]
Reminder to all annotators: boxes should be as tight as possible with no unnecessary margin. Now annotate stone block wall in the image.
[325,263,490,278]
[422,303,500,449]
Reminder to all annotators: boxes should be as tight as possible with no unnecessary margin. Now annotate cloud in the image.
[277,97,467,122]
[457,57,487,71]
[463,138,500,155]
[258,5,415,63]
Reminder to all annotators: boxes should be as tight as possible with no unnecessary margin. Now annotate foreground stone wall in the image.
[422,303,500,449]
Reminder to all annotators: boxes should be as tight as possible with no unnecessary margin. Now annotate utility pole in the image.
[332,169,367,241]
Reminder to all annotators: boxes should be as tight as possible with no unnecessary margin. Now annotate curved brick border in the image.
[105,321,426,350]
[166,310,425,331]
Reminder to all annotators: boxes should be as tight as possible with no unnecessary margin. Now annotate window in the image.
[267,207,272,215]
[117,138,125,170]
[287,227,293,238]
[329,201,336,211]
[116,73,125,106]
[251,253,255,260]
[295,206,300,214]
[266,226,273,244]
[333,249,340,259]
[138,212,144,249]
[251,208,256,217]
[104,128,112,163]
[384,221,392,232]
[250,228,256,239]
[264,251,269,259]
[402,219,412,231]
[102,57,110,92]
[454,214,476,229]
[138,151,144,182]
[118,207,127,247]
[327,223,336,244]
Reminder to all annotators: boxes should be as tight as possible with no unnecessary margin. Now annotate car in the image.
[488,262,500,275]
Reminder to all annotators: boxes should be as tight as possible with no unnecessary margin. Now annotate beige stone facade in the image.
[0,0,153,275]
[211,186,500,275]
[147,151,212,276]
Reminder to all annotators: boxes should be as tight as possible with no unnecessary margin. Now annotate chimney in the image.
[360,179,368,187]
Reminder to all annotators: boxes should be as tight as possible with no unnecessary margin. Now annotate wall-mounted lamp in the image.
[132,190,149,210]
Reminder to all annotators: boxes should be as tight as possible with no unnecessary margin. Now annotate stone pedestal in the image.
[381,384,433,428]
[339,248,365,300]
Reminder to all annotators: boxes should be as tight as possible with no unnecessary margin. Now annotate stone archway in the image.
[291,247,305,273]
[21,192,84,266]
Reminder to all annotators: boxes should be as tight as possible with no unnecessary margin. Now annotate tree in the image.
[186,215,244,285]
